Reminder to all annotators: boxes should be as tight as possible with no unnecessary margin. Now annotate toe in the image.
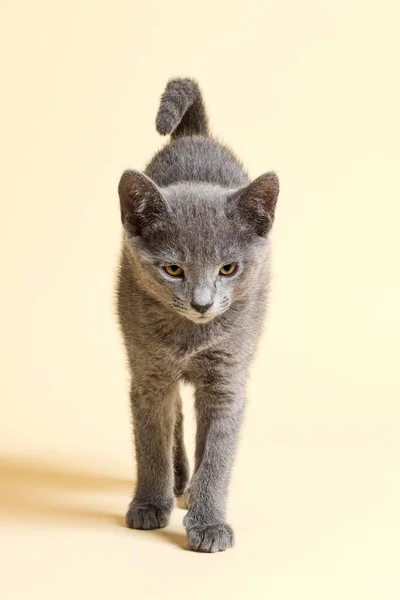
[186,523,234,553]
[126,503,172,530]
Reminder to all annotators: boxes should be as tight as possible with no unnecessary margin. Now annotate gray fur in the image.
[117,78,279,552]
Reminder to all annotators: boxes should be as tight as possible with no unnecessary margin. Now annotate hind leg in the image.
[173,393,190,497]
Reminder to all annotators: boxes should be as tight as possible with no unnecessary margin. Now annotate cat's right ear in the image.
[118,170,170,237]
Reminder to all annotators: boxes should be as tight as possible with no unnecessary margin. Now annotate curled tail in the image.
[155,78,209,139]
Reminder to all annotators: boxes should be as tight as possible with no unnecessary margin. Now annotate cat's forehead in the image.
[160,183,247,261]
[162,181,229,211]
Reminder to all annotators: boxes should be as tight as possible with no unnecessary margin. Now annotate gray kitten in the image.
[117,78,279,553]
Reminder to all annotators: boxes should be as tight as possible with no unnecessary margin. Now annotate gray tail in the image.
[155,78,209,139]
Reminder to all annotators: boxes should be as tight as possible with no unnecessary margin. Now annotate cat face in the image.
[119,171,279,323]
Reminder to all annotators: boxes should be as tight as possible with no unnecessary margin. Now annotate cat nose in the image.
[191,301,213,315]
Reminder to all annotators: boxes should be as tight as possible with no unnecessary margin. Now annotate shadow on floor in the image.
[0,454,132,526]
[0,455,187,549]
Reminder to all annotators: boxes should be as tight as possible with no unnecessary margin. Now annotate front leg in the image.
[126,379,177,530]
[184,376,245,552]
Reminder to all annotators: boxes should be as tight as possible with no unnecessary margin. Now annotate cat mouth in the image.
[191,314,214,323]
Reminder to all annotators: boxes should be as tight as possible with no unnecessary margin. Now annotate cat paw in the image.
[175,486,192,509]
[126,502,172,530]
[185,523,235,553]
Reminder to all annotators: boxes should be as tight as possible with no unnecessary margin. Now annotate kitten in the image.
[117,78,279,552]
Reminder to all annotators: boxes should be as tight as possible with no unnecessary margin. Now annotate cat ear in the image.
[118,170,170,237]
[227,172,279,237]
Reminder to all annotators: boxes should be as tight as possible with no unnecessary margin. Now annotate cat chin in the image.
[189,316,215,325]
[172,307,216,324]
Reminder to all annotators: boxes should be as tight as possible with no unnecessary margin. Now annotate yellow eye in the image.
[219,263,238,276]
[164,265,184,278]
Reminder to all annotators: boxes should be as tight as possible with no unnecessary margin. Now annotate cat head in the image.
[118,170,279,323]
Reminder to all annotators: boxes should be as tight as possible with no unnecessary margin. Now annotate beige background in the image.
[1,0,399,598]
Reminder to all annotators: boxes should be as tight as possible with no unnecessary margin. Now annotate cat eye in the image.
[163,265,184,278]
[219,263,238,277]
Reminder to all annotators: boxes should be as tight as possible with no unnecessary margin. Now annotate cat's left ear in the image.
[227,172,279,237]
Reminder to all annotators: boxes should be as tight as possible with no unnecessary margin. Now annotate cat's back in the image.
[145,136,250,189]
